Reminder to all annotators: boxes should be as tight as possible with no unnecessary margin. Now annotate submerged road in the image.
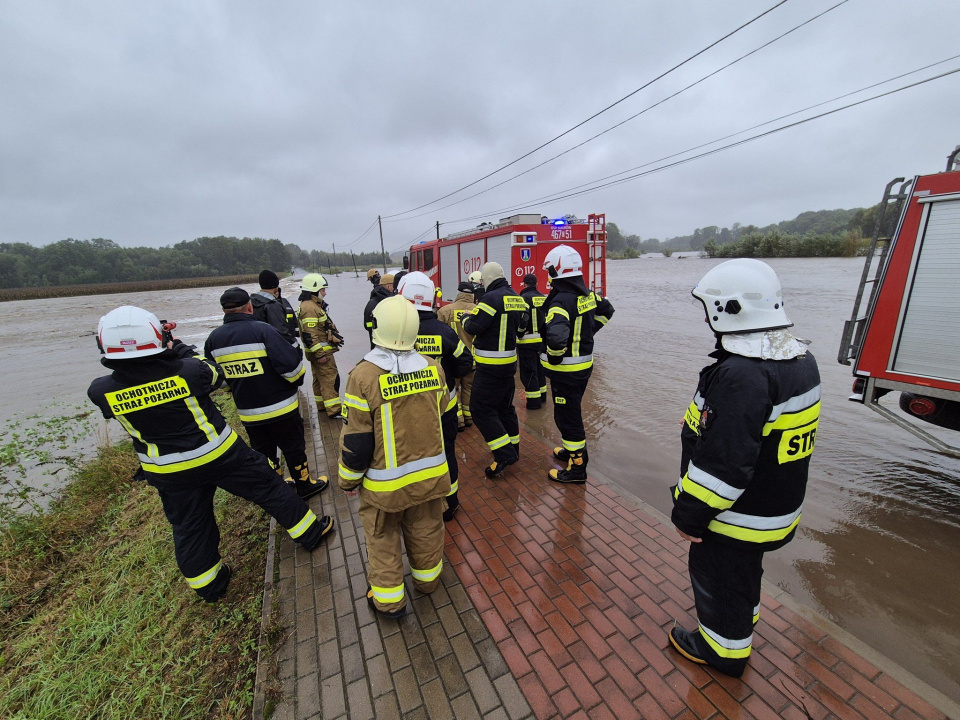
[1,256,957,699]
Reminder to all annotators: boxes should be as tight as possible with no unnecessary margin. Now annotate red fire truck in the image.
[839,144,960,456]
[403,213,608,304]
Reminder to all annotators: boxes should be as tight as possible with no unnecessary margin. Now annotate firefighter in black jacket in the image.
[517,273,547,410]
[363,273,395,349]
[669,259,821,677]
[87,305,334,603]
[541,245,614,484]
[398,272,474,521]
[462,262,527,477]
[251,269,300,350]
[205,287,326,499]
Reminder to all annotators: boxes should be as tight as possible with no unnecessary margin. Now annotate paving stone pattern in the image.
[258,388,950,719]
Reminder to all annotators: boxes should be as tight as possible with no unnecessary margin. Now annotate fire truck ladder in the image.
[587,213,606,296]
[837,176,914,366]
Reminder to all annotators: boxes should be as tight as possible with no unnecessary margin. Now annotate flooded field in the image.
[1,256,957,699]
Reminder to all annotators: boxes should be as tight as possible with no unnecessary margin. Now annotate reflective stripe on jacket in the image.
[299,296,340,360]
[414,311,474,413]
[437,293,478,350]
[517,287,546,346]
[540,279,614,373]
[338,356,451,511]
[672,349,821,550]
[461,278,527,377]
[203,313,305,425]
[87,347,241,478]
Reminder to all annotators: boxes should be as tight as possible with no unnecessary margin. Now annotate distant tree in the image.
[606,222,626,254]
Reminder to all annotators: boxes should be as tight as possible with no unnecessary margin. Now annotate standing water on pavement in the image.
[0,257,957,699]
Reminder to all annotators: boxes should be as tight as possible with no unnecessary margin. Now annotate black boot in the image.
[668,626,747,678]
[552,446,570,463]
[548,450,587,484]
[199,564,232,603]
[526,397,542,410]
[293,463,328,499]
[443,492,460,522]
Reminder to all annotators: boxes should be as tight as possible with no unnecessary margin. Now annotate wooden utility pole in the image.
[332,243,338,276]
[436,220,440,240]
[350,250,359,277]
[378,215,387,272]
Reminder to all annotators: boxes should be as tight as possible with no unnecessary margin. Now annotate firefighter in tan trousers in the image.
[436,280,478,430]
[298,273,343,418]
[338,295,451,619]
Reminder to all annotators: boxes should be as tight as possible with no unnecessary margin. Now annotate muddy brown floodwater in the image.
[1,257,957,699]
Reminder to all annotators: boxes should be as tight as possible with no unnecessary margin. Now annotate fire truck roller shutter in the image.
[458,238,484,285]
[892,197,960,382]
[440,244,459,304]
[486,234,513,284]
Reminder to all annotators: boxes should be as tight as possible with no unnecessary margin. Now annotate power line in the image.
[383,0,850,224]
[380,0,790,220]
[339,217,380,249]
[440,66,960,226]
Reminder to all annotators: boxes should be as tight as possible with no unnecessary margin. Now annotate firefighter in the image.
[437,280,479,430]
[338,295,451,618]
[367,268,381,288]
[204,287,326,498]
[298,273,344,419]
[669,259,821,678]
[468,270,485,303]
[363,273,395,349]
[541,245,614,484]
[398,272,473,521]
[462,261,528,477]
[87,306,334,602]
[251,269,300,350]
[517,273,547,410]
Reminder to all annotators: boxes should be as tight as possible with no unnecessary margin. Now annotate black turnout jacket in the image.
[462,277,527,378]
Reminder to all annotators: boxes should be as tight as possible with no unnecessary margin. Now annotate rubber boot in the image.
[443,491,460,522]
[669,626,746,678]
[526,397,542,410]
[293,462,328,500]
[267,457,284,479]
[552,447,570,465]
[199,564,232,603]
[548,450,587,484]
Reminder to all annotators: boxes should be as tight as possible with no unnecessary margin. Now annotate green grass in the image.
[0,392,271,719]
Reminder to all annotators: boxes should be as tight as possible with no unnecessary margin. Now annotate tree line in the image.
[0,236,390,289]
[607,204,893,259]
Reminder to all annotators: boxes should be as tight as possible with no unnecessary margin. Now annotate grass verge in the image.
[0,392,271,719]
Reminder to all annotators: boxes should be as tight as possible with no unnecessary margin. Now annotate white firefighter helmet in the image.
[97,305,166,359]
[480,261,504,289]
[301,273,328,293]
[467,270,482,285]
[397,271,435,311]
[372,295,420,351]
[543,244,583,279]
[692,258,792,334]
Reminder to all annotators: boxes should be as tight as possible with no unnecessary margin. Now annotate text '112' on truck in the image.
[403,213,608,303]
[839,144,960,457]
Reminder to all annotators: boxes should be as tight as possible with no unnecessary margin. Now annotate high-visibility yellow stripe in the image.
[541,357,593,372]
[498,314,508,351]
[707,514,801,544]
[546,307,569,322]
[684,401,702,434]
[411,559,443,583]
[509,435,519,445]
[185,560,223,589]
[213,349,268,363]
[361,461,449,493]
[382,403,396,469]
[572,316,582,357]
[185,397,219,442]
[344,394,370,412]
[677,473,737,510]
[140,431,239,474]
[547,346,566,356]
[447,479,459,495]
[699,627,752,659]
[453,341,466,357]
[596,315,609,326]
[116,414,159,458]
[763,402,820,436]
[561,438,586,452]
[339,463,364,481]
[475,354,516,365]
[323,397,341,408]
[477,303,496,316]
[285,365,306,383]
[488,434,510,450]
[238,396,300,423]
[371,584,405,603]
[288,509,317,539]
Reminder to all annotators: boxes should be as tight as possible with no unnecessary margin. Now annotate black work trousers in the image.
[688,540,764,675]
[471,367,520,464]
[518,345,546,400]
[244,408,307,472]
[151,445,323,600]
[546,366,592,453]
[441,405,459,492]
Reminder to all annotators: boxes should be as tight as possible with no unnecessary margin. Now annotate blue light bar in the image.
[553,219,565,226]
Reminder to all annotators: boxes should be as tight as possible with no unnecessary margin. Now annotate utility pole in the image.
[436,220,440,240]
[378,215,387,272]
[332,243,338,276]
[350,250,359,277]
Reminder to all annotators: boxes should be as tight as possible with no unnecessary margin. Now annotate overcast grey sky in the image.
[2,0,959,254]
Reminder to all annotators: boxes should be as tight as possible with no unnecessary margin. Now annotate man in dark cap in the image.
[366,268,381,289]
[363,273,395,349]
[251,269,300,350]
[517,273,547,409]
[205,287,326,499]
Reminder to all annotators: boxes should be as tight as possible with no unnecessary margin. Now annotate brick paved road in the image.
[254,389,956,719]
